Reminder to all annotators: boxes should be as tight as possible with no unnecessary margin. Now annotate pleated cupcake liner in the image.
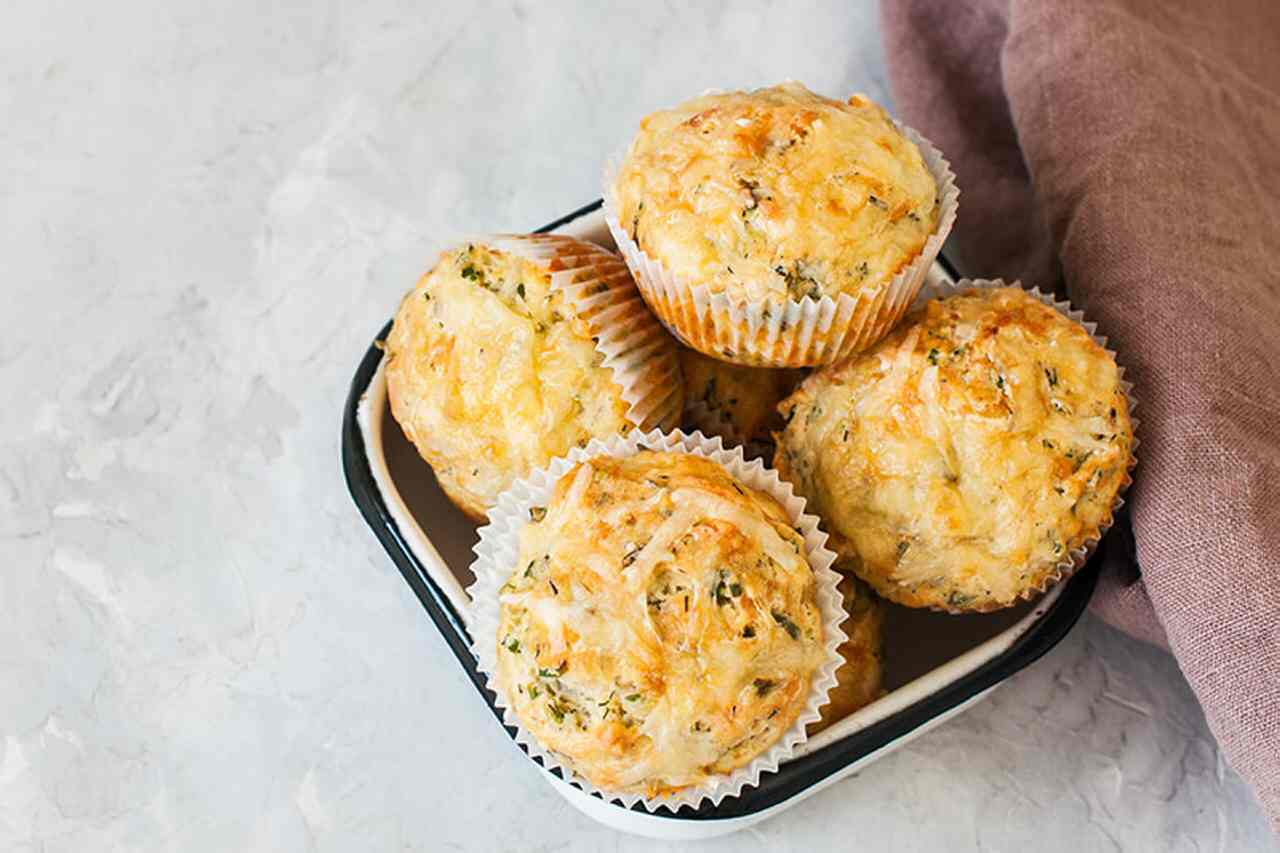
[602,123,959,367]
[904,277,1140,614]
[466,427,848,813]
[482,233,684,432]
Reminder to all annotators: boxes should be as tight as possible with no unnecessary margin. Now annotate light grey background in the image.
[1,1,1274,850]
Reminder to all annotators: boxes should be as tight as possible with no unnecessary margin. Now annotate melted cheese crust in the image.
[775,288,1134,611]
[614,81,938,302]
[495,451,825,795]
[810,566,883,733]
[679,347,804,443]
[385,243,631,520]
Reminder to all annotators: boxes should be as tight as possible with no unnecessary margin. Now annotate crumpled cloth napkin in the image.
[881,0,1280,830]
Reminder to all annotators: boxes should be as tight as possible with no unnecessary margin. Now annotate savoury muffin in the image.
[775,286,1135,612]
[385,237,682,520]
[494,450,828,796]
[678,346,804,446]
[606,81,957,366]
[810,567,884,734]
[614,81,938,302]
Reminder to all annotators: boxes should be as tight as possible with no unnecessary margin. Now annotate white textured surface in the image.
[0,1,1273,850]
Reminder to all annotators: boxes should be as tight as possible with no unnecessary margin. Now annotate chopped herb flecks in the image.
[713,570,733,606]
[771,610,800,640]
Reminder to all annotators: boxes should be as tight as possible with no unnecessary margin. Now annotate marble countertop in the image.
[2,1,1274,849]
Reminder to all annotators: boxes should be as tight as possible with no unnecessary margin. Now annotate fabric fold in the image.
[881,0,1280,831]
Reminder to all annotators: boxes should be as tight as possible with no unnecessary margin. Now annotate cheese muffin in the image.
[678,346,804,446]
[494,450,827,796]
[385,238,682,520]
[613,82,939,303]
[810,567,883,734]
[775,287,1134,612]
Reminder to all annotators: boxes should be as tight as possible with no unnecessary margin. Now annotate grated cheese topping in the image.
[494,451,825,795]
[385,243,632,519]
[775,288,1134,611]
[614,82,938,302]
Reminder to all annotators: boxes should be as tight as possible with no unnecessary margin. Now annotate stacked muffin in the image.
[606,81,958,366]
[486,445,841,798]
[385,234,683,519]
[774,286,1135,612]
[384,82,1135,807]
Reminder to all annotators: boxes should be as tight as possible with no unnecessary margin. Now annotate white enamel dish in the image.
[341,201,1121,841]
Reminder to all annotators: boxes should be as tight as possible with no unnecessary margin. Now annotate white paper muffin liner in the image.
[466,428,848,812]
[482,233,684,432]
[602,123,959,367]
[905,278,1140,613]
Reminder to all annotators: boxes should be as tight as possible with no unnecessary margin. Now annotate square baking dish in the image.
[341,200,1111,841]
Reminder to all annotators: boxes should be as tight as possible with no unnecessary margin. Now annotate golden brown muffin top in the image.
[613,82,938,302]
[385,242,632,519]
[495,450,825,795]
[678,347,805,444]
[775,287,1134,611]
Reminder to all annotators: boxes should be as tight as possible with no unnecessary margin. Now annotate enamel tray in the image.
[341,200,1115,841]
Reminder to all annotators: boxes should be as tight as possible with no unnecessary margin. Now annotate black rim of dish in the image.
[340,200,1105,821]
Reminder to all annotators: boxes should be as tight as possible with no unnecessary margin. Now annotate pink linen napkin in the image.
[881,0,1280,830]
